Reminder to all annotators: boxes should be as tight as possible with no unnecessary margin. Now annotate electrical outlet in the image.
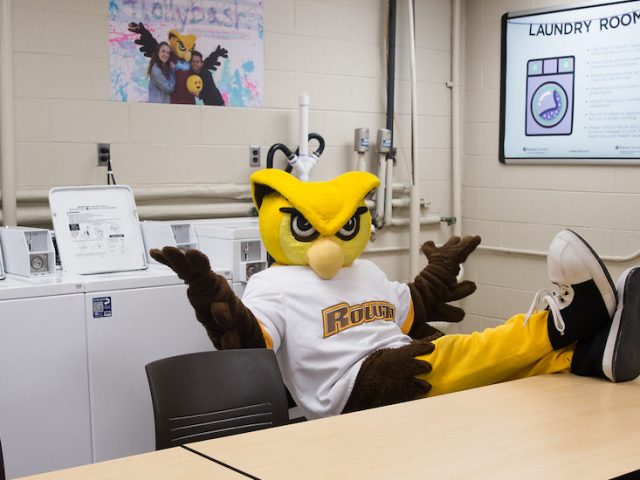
[97,143,110,167]
[249,145,260,168]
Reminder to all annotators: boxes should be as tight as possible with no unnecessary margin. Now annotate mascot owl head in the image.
[250,169,380,280]
[168,29,197,62]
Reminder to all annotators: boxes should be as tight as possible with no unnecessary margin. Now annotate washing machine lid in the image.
[49,185,148,274]
[194,218,260,240]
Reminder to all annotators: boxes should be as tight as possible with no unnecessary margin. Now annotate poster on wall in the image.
[500,0,640,163]
[109,0,263,107]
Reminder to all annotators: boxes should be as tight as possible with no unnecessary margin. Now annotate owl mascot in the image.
[152,170,640,420]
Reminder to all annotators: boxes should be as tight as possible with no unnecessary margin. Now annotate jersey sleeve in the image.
[241,273,286,351]
[388,279,413,333]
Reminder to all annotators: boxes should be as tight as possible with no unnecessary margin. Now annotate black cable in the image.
[106,157,117,185]
[266,143,295,169]
[386,0,397,163]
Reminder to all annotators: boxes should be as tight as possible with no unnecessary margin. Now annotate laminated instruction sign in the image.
[500,0,640,163]
[49,186,148,274]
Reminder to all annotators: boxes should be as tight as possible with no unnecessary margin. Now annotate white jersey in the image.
[242,259,413,419]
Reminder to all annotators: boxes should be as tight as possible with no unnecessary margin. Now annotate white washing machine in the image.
[0,238,6,279]
[194,218,267,296]
[48,186,222,463]
[0,273,91,479]
[81,264,218,462]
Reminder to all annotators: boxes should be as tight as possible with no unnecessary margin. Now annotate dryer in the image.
[0,274,91,478]
[81,264,225,462]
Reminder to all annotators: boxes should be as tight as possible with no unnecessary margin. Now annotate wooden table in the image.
[187,375,640,479]
[16,446,245,480]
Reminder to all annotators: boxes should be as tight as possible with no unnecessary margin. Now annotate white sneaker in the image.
[526,229,616,349]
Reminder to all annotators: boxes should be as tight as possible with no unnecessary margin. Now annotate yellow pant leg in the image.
[503,345,573,381]
[416,311,574,397]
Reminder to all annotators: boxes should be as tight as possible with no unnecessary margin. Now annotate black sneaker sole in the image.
[603,267,640,382]
[564,229,617,316]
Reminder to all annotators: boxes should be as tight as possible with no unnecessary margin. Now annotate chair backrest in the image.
[0,434,5,480]
[145,349,289,450]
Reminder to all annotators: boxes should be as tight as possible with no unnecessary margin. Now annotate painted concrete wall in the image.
[459,0,640,332]
[5,0,456,282]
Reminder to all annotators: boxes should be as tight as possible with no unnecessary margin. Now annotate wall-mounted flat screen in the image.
[500,0,640,164]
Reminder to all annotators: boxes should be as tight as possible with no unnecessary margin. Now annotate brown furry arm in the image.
[406,285,445,341]
[342,339,434,413]
[406,236,481,333]
[150,247,266,350]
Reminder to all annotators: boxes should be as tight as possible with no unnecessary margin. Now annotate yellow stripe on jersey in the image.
[257,320,274,350]
[400,299,415,335]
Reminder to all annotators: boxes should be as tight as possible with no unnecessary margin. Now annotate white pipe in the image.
[357,153,367,172]
[451,0,462,237]
[9,183,252,203]
[477,244,640,263]
[364,245,409,254]
[0,0,17,226]
[0,202,255,225]
[132,184,251,200]
[375,153,387,225]
[389,215,441,227]
[289,93,316,181]
[367,242,640,263]
[392,183,411,193]
[391,197,427,208]
[137,203,254,220]
[407,0,420,277]
[298,93,309,158]
[366,197,425,210]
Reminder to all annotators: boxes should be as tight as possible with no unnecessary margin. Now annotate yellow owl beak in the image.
[306,237,344,280]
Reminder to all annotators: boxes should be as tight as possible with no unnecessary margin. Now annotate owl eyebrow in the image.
[355,206,368,216]
[279,206,369,216]
[279,207,298,214]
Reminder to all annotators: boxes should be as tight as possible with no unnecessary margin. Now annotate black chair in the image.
[0,434,5,480]
[145,349,290,450]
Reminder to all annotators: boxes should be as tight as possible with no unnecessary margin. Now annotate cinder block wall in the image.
[459,0,640,332]
[7,0,456,281]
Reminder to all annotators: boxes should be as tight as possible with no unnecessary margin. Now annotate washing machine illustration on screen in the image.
[525,56,575,136]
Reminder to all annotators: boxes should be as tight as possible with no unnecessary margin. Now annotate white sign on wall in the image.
[500,0,640,164]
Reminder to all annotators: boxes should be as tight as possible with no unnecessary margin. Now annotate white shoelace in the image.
[523,286,569,335]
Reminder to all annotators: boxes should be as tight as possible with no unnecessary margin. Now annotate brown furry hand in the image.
[421,235,481,279]
[342,339,434,413]
[406,236,480,334]
[150,247,265,350]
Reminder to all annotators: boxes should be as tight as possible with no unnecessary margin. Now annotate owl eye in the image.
[336,206,368,241]
[337,215,360,240]
[281,208,319,242]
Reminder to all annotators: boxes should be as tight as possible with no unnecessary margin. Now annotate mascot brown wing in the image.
[127,22,158,58]
[203,45,228,71]
[150,247,265,350]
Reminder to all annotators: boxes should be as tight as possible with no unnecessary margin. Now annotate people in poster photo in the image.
[109,0,264,107]
[190,50,226,106]
[128,22,227,106]
[146,42,176,104]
